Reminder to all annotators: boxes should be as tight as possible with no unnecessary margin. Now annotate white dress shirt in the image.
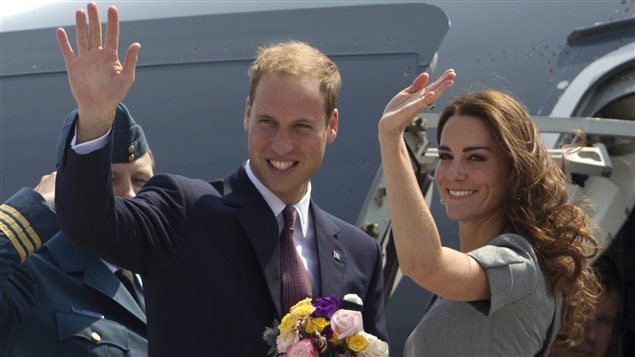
[245,161,320,292]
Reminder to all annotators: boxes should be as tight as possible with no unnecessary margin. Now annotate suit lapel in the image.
[46,234,147,323]
[221,167,349,315]
[84,258,147,323]
[221,167,283,316]
[311,203,346,298]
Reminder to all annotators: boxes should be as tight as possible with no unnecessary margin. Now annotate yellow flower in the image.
[346,333,369,353]
[278,313,299,335]
[289,298,315,319]
[329,332,341,345]
[304,317,328,334]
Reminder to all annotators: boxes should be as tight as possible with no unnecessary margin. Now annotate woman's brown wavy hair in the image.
[437,90,602,348]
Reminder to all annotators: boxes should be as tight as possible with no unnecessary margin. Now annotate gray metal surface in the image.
[1,1,449,220]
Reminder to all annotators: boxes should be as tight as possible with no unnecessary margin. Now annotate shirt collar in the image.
[245,160,311,236]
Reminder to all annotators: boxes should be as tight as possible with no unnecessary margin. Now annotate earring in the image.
[440,199,445,205]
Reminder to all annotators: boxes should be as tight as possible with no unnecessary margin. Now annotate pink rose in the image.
[330,309,363,339]
[286,339,318,357]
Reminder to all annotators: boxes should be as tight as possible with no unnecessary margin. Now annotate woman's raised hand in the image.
[378,69,456,138]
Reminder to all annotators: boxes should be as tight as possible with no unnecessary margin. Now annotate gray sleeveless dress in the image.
[404,234,561,357]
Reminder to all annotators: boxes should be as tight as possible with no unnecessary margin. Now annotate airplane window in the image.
[595,93,635,121]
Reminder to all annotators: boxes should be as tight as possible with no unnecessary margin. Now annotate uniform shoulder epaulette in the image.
[0,203,42,262]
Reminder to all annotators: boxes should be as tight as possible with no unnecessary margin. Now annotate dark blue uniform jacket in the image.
[0,188,147,357]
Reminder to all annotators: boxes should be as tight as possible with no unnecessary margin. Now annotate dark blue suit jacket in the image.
[0,188,147,357]
[56,134,387,356]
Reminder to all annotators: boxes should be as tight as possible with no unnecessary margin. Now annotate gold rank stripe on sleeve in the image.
[0,204,43,263]
[0,219,28,263]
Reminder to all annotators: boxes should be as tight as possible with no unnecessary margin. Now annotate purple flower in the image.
[322,324,335,340]
[312,295,340,319]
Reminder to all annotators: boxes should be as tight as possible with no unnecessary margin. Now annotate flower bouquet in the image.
[262,294,389,357]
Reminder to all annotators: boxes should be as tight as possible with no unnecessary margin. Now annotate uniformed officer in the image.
[0,103,151,357]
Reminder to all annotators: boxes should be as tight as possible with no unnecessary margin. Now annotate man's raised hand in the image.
[56,2,140,142]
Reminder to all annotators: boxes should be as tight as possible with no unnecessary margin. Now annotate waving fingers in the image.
[75,8,88,55]
[122,42,141,80]
[402,69,455,110]
[104,6,119,51]
[425,69,456,94]
[56,28,75,66]
[404,72,430,94]
[87,2,102,50]
[379,69,456,136]
[420,69,456,107]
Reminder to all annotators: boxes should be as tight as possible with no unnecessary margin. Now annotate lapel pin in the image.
[332,250,342,262]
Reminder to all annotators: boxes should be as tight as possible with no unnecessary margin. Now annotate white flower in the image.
[276,331,299,353]
[357,331,389,357]
[343,293,363,306]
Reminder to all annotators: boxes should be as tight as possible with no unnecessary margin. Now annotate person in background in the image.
[551,254,623,357]
[54,3,386,355]
[0,104,151,357]
[376,78,602,356]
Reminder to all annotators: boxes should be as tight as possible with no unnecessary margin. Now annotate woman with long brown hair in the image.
[378,70,601,356]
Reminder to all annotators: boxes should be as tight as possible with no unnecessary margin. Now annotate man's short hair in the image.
[247,40,341,119]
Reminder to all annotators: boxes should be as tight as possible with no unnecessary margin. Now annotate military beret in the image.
[55,103,149,164]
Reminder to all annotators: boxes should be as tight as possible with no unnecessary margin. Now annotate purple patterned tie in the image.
[280,206,312,314]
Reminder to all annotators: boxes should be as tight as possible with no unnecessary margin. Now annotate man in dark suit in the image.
[0,104,151,356]
[54,3,387,356]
